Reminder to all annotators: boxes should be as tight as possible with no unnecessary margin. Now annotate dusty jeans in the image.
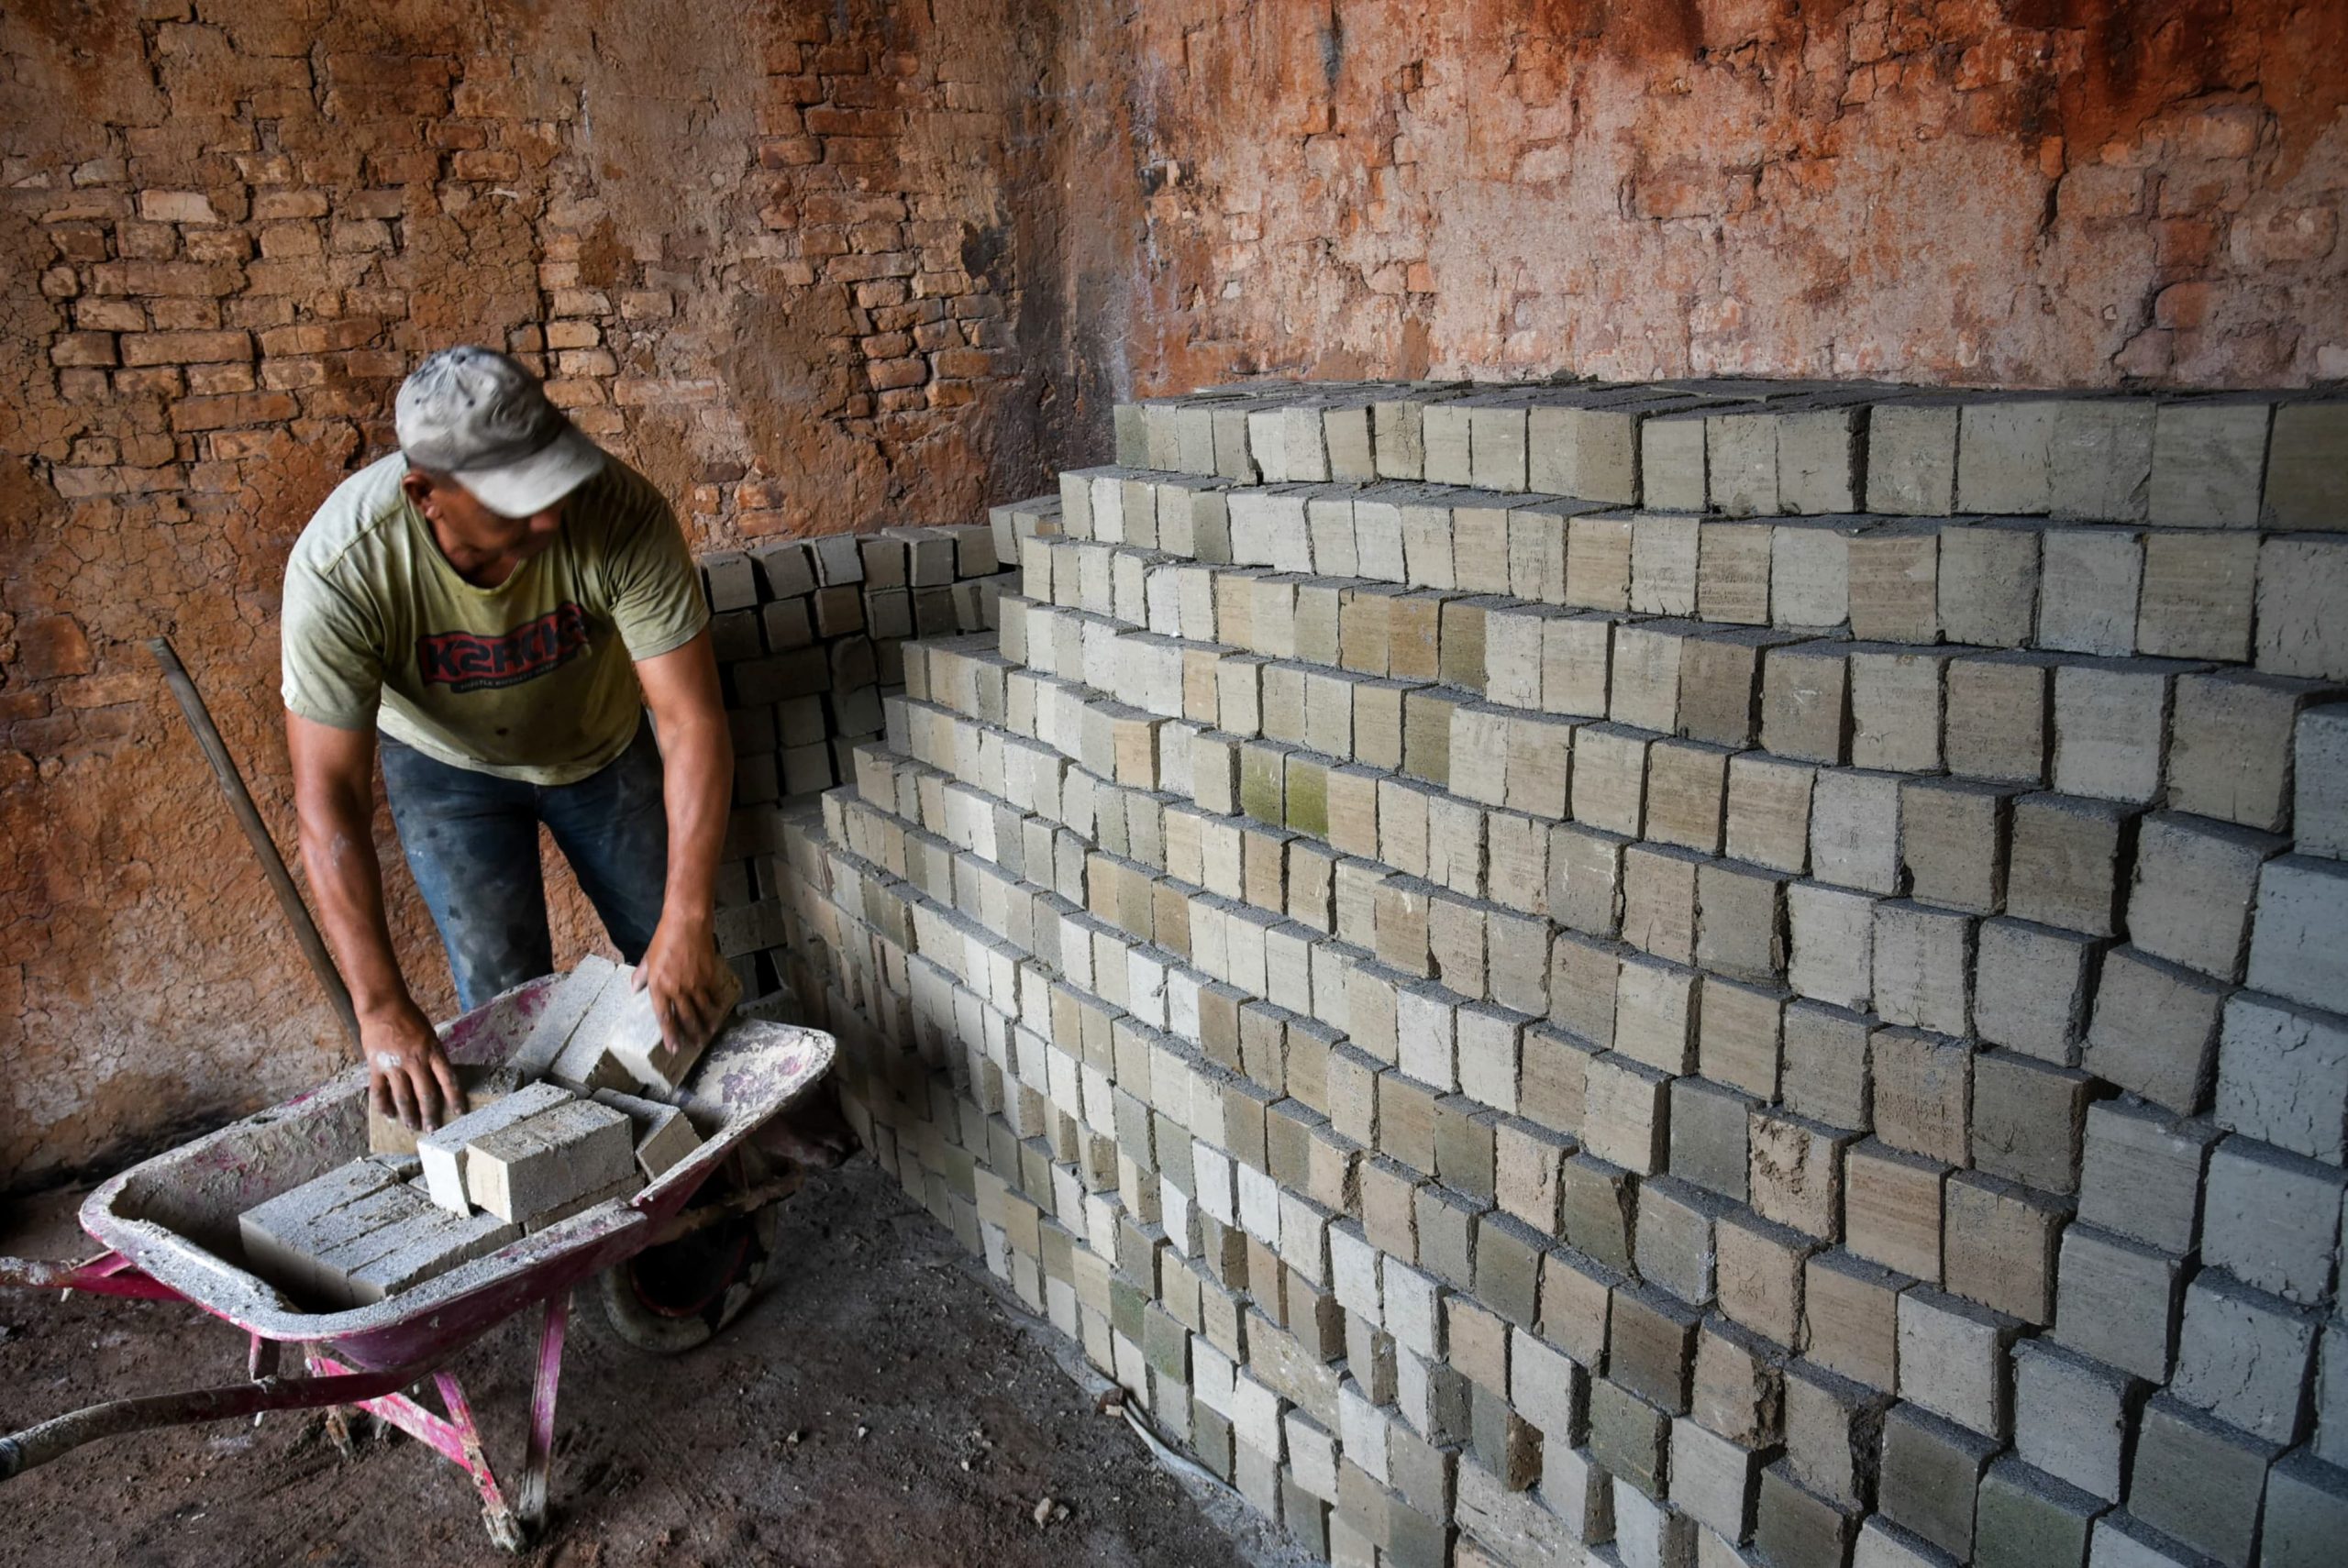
[379,718,669,1010]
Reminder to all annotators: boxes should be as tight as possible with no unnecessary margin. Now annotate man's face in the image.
[403,470,565,571]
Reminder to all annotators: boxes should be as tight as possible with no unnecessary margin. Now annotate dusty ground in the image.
[0,1158,1293,1568]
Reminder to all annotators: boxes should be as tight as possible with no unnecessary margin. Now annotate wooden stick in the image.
[147,636,360,1047]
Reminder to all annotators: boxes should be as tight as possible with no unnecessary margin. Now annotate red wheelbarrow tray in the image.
[78,973,836,1370]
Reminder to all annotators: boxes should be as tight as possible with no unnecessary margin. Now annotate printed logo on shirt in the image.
[416,602,594,692]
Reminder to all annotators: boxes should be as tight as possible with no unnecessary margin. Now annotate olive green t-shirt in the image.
[281,451,707,785]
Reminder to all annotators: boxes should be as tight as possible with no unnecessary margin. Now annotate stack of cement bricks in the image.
[238,957,706,1309]
[700,524,1030,1001]
[767,379,2348,1568]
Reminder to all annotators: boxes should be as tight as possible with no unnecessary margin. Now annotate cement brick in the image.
[2247,856,2348,1016]
[2053,1226,2183,1383]
[1942,1171,2065,1325]
[1865,403,1956,515]
[2135,529,2256,660]
[2170,1271,2318,1444]
[2076,1101,2216,1254]
[2262,1449,2348,1568]
[2014,1338,2143,1503]
[2006,793,2129,938]
[2297,702,2348,858]
[1944,651,2054,786]
[1870,902,1970,1037]
[1877,1403,1998,1559]
[1803,1250,1906,1394]
[1716,1208,1812,1350]
[1752,1110,1856,1242]
[1957,400,2055,514]
[1972,918,2099,1066]
[591,1088,703,1181]
[1755,1463,1860,1568]
[2085,1512,2209,1568]
[2198,1137,2345,1307]
[1971,1458,2099,1568]
[464,1098,640,1227]
[1899,778,2014,916]
[2082,948,2226,1115]
[2038,530,2143,657]
[2051,400,2152,518]
[1896,1286,2018,1439]
[1968,1050,2090,1196]
[2214,993,2348,1165]
[2125,813,2285,981]
[1842,1140,1944,1283]
[414,1079,573,1215]
[2148,399,2269,528]
[509,955,623,1079]
[1784,1356,1887,1509]
[2127,1395,2277,1568]
[1692,1318,1785,1448]
[2168,670,2330,833]
[1589,1375,1672,1499]
[2257,536,2348,681]
[1672,1416,1764,1544]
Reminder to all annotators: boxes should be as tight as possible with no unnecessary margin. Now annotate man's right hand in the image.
[362,999,462,1132]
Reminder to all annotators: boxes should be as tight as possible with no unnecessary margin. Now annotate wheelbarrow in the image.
[0,973,836,1550]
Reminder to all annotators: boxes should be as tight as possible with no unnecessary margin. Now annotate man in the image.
[282,346,735,1132]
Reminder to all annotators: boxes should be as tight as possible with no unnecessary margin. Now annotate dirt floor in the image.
[0,1158,1303,1568]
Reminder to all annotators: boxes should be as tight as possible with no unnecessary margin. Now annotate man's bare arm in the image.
[632,629,736,1051]
[285,711,460,1129]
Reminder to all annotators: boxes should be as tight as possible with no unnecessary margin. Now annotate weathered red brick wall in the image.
[1043,0,2347,418]
[0,0,1056,1185]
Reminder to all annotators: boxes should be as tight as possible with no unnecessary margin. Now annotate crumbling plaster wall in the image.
[1043,0,2348,425]
[0,0,1058,1185]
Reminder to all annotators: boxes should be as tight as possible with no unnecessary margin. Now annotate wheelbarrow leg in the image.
[432,1370,527,1552]
[518,1290,570,1531]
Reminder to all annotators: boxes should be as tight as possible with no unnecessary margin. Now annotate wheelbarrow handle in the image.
[0,1358,440,1482]
[0,1252,179,1301]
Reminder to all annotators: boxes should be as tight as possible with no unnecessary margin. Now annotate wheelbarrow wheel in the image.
[597,1147,781,1354]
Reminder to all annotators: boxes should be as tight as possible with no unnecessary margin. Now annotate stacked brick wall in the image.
[773,381,2348,1567]
[0,0,1049,1185]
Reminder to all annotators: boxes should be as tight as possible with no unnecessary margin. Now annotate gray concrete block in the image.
[1972,919,2099,1066]
[465,1097,640,1226]
[509,955,622,1080]
[2053,1225,2184,1383]
[1897,1286,2019,1439]
[1670,1077,1755,1204]
[2320,1323,2348,1471]
[1866,403,1959,516]
[2198,1137,2345,1308]
[2149,399,2270,528]
[1784,1357,1888,1510]
[2263,401,2348,530]
[2262,1448,2348,1568]
[1957,400,2055,514]
[1878,1402,1998,1559]
[2216,993,2348,1166]
[1671,1415,1763,1544]
[2247,856,2348,1017]
[1754,1463,1859,1568]
[2295,702,2348,859]
[1589,1375,1671,1499]
[2171,1271,2318,1445]
[2085,1511,2208,1568]
[2077,1100,2216,1255]
[592,1087,704,1181]
[2082,948,2228,1116]
[2127,1395,2277,1568]
[1972,1457,2099,1568]
[2014,1339,2144,1504]
[414,1079,572,1215]
[2049,400,2154,523]
[2124,813,2285,982]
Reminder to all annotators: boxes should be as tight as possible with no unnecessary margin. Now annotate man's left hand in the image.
[634,916,733,1057]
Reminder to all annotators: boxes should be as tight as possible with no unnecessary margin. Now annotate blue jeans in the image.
[379,719,670,1010]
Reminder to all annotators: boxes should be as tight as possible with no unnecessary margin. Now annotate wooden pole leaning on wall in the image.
[147,636,362,1049]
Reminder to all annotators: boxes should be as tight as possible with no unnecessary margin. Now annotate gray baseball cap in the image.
[393,346,604,517]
